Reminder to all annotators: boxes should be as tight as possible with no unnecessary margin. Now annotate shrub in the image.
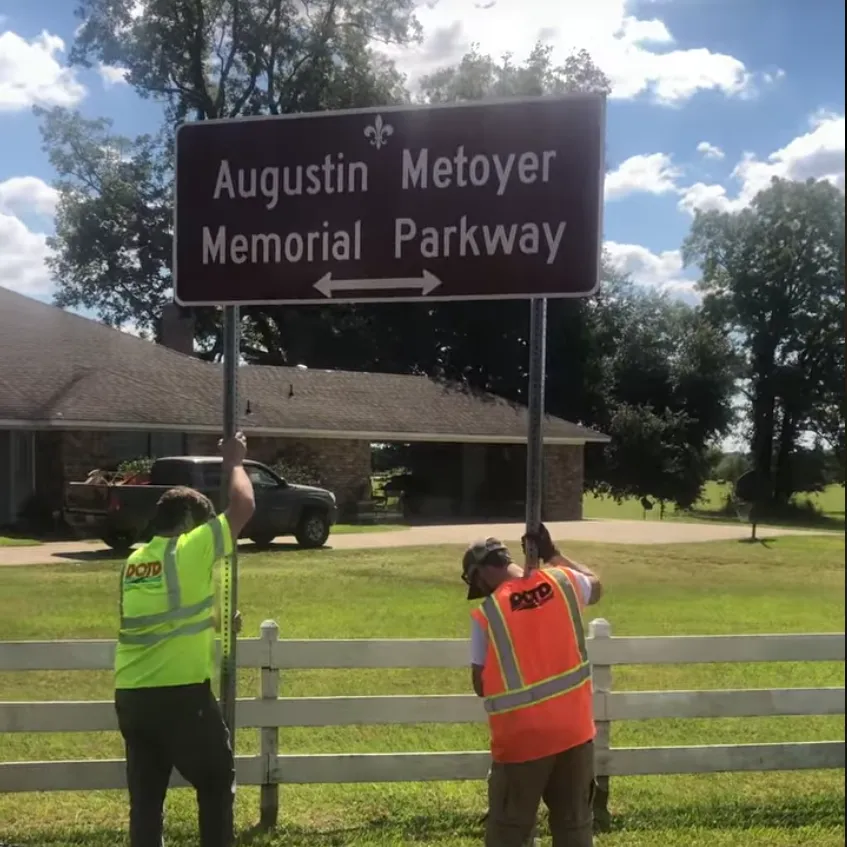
[117,457,155,479]
[270,457,323,488]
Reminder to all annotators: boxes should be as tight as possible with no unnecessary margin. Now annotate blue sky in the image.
[0,0,844,313]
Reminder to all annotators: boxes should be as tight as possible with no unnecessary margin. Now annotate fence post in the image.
[258,619,280,830]
[589,618,612,832]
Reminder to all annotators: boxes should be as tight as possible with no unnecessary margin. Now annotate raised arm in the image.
[220,433,256,547]
[547,550,603,605]
[522,523,603,605]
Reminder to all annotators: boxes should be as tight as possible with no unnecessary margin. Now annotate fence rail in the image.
[1,619,844,830]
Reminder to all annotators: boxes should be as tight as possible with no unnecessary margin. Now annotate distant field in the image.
[0,534,843,846]
[0,534,41,547]
[583,482,845,529]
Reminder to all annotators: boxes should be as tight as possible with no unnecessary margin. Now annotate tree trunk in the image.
[750,375,776,502]
[773,407,799,508]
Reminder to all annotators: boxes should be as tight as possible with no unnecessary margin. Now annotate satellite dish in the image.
[734,469,769,504]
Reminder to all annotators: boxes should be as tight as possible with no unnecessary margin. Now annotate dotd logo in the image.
[509,582,554,612]
[125,561,163,584]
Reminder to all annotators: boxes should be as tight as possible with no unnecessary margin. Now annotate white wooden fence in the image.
[1,619,844,831]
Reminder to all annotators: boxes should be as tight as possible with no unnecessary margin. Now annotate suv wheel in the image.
[295,510,330,549]
[103,531,135,554]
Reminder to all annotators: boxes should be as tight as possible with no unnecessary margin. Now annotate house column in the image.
[461,444,486,517]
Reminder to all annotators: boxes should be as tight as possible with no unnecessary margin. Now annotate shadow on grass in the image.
[12,795,844,846]
[736,537,776,548]
[53,549,122,562]
[240,542,305,554]
[686,507,845,533]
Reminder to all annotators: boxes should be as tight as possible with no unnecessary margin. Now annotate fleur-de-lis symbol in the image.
[364,114,394,150]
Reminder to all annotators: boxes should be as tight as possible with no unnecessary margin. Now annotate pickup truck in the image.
[64,456,338,553]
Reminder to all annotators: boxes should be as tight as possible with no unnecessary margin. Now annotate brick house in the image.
[0,287,609,527]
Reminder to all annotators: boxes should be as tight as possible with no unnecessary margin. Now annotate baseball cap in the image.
[462,537,509,600]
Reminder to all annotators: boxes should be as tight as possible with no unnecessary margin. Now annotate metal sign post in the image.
[524,297,548,574]
[219,305,240,742]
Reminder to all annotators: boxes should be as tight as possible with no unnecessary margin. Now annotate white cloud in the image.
[383,0,764,105]
[696,141,725,161]
[605,152,681,200]
[98,63,129,86]
[0,177,58,297]
[0,212,52,296]
[762,68,786,85]
[679,112,846,215]
[0,29,85,110]
[0,176,59,217]
[605,240,697,300]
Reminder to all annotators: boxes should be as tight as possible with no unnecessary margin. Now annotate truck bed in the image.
[64,482,178,538]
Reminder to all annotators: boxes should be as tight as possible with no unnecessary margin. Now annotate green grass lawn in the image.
[584,481,845,531]
[333,523,408,534]
[0,535,844,846]
[0,534,42,547]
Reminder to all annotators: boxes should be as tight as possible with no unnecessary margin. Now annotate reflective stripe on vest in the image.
[545,567,589,663]
[118,616,215,646]
[118,531,216,645]
[483,661,591,714]
[209,517,226,560]
[480,567,590,716]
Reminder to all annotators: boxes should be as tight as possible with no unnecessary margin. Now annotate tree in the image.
[37,109,202,338]
[596,404,708,513]
[43,0,418,339]
[715,453,749,485]
[584,283,737,505]
[41,24,738,504]
[70,0,416,122]
[417,43,611,102]
[683,177,845,506]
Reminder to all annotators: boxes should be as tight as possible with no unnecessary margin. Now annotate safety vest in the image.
[114,519,227,689]
[471,566,595,763]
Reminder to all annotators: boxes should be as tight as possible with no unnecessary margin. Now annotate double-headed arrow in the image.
[314,270,442,298]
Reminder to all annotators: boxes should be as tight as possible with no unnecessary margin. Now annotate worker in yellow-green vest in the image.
[114,433,256,847]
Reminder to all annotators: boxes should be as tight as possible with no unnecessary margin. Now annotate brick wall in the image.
[61,431,117,484]
[542,444,584,521]
[27,430,114,519]
[186,433,372,517]
[35,428,579,523]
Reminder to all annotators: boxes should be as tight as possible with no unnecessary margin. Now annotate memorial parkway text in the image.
[203,146,567,266]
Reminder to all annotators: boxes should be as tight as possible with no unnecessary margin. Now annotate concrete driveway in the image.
[0,519,830,566]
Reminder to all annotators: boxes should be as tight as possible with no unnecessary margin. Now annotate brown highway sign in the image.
[173,95,606,306]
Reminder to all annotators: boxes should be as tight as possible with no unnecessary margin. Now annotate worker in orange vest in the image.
[462,523,603,847]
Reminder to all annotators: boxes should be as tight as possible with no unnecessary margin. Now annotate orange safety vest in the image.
[471,566,595,763]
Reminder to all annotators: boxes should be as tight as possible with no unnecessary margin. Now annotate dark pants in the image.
[115,681,235,847]
[486,740,596,847]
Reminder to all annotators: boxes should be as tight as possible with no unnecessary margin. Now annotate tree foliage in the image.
[584,284,737,507]
[70,0,416,121]
[683,176,845,505]
[44,0,417,340]
[40,19,741,504]
[714,452,749,485]
[598,404,708,511]
[418,43,611,102]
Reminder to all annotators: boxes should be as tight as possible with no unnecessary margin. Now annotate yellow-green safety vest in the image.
[114,518,227,689]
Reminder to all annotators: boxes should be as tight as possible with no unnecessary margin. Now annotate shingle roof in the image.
[0,287,608,444]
